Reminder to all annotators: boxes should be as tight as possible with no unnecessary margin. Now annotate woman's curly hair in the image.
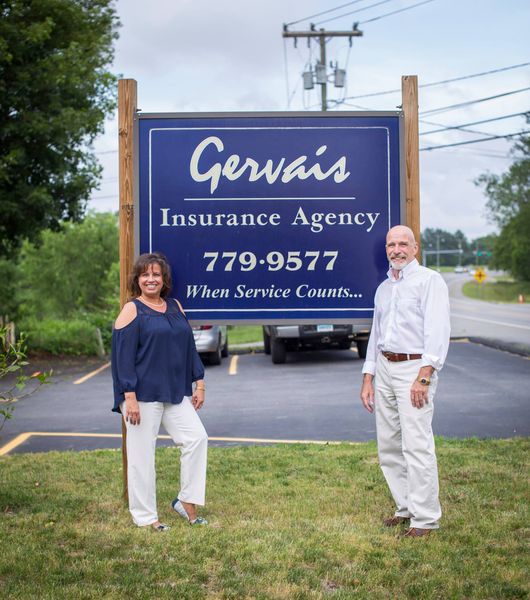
[128,252,172,299]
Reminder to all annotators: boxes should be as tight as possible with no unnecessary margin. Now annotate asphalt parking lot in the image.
[1,340,529,455]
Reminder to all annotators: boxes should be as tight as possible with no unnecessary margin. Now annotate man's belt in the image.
[382,351,422,362]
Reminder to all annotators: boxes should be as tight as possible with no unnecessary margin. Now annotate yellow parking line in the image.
[0,432,33,456]
[73,362,111,385]
[31,432,121,438]
[208,436,358,445]
[0,432,123,455]
[0,431,359,455]
[228,355,238,375]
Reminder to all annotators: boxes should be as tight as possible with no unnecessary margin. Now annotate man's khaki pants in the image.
[122,397,208,527]
[374,354,441,529]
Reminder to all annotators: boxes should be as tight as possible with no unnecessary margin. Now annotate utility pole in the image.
[319,34,327,112]
[282,25,363,111]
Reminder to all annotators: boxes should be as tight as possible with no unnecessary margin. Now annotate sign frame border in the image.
[133,110,406,324]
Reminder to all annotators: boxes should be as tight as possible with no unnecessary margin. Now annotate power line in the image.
[424,137,511,156]
[420,112,528,135]
[288,66,305,107]
[419,118,497,139]
[283,37,290,109]
[420,118,450,127]
[420,117,492,138]
[286,38,316,109]
[457,149,512,158]
[285,0,368,27]
[338,61,530,101]
[420,63,530,92]
[329,100,374,109]
[282,27,363,111]
[419,87,530,116]
[429,125,493,137]
[337,42,354,104]
[421,144,511,158]
[314,0,396,26]
[359,0,436,24]
[420,130,530,151]
[89,195,118,201]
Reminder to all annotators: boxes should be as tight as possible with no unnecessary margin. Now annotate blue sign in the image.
[137,113,403,322]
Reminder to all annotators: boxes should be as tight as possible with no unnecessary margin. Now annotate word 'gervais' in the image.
[189,136,351,194]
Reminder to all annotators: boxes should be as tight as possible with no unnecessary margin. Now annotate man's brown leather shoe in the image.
[402,527,432,538]
[383,516,409,527]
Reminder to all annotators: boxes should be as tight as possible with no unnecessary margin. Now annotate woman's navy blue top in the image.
[111,298,205,413]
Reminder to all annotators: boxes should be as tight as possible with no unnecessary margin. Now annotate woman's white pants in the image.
[121,397,208,527]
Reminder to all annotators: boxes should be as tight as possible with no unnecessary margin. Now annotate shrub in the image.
[16,212,119,320]
[21,318,102,356]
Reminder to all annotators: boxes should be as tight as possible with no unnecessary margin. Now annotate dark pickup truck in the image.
[262,321,371,364]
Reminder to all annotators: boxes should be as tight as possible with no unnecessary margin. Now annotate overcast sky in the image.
[91,0,530,240]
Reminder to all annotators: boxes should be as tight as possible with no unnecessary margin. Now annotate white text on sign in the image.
[159,207,380,233]
[203,251,338,272]
[189,136,351,194]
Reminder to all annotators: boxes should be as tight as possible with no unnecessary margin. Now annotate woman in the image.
[111,252,208,531]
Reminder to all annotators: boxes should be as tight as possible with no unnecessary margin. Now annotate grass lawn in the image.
[463,279,530,303]
[1,439,528,599]
[228,325,263,346]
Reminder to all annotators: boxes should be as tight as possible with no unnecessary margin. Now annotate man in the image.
[360,225,450,537]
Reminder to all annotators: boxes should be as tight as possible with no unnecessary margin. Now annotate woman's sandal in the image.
[171,498,208,526]
[151,522,170,532]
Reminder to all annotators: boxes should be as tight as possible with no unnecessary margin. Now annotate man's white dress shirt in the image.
[362,259,450,375]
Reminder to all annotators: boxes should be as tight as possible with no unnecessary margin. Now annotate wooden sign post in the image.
[401,75,421,250]
[118,78,137,502]
[115,76,420,503]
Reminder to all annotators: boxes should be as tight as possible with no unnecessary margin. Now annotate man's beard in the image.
[390,258,406,270]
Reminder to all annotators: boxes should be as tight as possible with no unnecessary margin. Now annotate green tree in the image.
[0,257,18,319]
[476,116,530,280]
[421,228,470,267]
[470,233,496,267]
[0,0,119,257]
[490,203,530,280]
[16,212,119,319]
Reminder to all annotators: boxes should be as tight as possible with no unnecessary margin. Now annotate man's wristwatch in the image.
[417,377,431,386]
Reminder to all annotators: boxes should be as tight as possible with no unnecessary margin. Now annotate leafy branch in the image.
[0,327,51,433]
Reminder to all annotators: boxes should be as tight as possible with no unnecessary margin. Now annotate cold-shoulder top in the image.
[111,298,205,413]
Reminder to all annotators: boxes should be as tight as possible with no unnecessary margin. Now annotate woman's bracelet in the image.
[195,386,206,391]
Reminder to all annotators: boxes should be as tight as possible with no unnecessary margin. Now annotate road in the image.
[444,272,530,351]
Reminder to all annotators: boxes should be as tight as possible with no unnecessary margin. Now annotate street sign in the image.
[474,267,487,283]
[137,112,403,322]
